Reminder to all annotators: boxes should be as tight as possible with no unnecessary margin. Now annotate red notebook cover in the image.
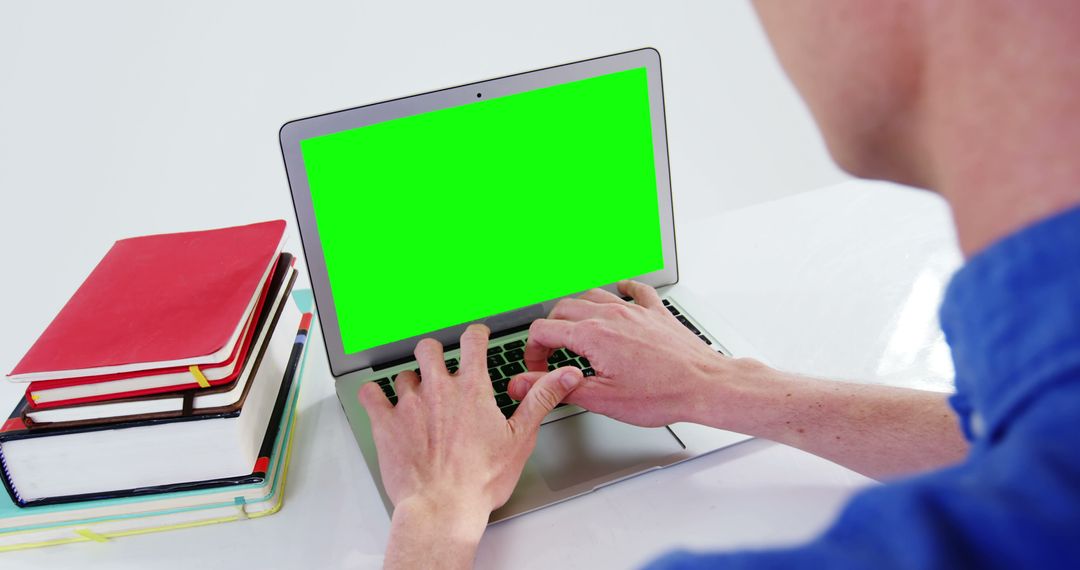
[7,220,287,381]
[23,255,279,408]
[23,254,296,409]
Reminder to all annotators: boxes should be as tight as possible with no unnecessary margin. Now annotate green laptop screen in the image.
[301,66,664,354]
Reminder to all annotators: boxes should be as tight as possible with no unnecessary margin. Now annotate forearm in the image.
[694,359,970,480]
[384,496,489,570]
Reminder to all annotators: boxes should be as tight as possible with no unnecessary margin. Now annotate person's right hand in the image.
[508,280,742,427]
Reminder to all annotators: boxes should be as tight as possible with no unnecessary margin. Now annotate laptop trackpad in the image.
[534,413,684,491]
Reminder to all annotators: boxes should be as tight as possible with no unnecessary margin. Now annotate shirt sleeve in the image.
[640,474,990,570]
[641,418,1080,570]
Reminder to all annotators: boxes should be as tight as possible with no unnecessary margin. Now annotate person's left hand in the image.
[358,323,584,533]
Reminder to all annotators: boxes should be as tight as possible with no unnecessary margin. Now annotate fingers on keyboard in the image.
[377,319,711,416]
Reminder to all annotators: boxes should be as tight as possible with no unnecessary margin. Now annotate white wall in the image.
[0,0,847,370]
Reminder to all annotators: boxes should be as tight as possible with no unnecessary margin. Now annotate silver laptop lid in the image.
[280,48,678,377]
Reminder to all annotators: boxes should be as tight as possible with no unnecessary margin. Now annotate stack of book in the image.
[0,220,313,551]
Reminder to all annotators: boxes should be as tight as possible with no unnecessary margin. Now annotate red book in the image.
[7,220,287,383]
[22,253,295,409]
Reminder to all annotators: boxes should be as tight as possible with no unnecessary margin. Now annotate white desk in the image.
[0,180,963,568]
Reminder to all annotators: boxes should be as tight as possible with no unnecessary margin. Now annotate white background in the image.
[0,2,969,568]
[0,0,844,362]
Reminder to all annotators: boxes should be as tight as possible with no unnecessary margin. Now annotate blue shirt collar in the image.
[940,204,1080,443]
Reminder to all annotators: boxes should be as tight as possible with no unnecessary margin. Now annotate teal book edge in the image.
[0,290,316,537]
[292,288,314,313]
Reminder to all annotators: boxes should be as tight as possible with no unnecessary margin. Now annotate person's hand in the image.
[509,280,733,427]
[357,324,583,539]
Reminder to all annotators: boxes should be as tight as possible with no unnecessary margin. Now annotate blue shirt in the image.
[648,205,1080,569]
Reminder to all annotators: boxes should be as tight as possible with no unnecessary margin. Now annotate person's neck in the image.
[920,2,1080,258]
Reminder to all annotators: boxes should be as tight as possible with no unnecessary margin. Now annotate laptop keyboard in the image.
[372,298,713,418]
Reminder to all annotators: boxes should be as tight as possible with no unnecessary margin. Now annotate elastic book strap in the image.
[188,366,211,388]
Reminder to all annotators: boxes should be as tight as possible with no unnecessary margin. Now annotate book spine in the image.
[0,443,24,506]
[0,396,31,507]
[1,396,26,431]
[252,311,311,475]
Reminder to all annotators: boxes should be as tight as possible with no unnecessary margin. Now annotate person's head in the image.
[752,0,932,187]
[751,0,1080,197]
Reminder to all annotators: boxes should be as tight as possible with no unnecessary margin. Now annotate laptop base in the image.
[333,295,753,523]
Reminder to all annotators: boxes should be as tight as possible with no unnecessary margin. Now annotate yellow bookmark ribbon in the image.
[189,366,211,388]
[75,528,109,543]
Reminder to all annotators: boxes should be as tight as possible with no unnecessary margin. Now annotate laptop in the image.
[279,47,752,522]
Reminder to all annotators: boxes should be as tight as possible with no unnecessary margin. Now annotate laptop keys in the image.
[500,362,525,376]
[372,347,576,416]
[664,299,715,346]
[376,301,709,409]
[676,316,700,335]
[371,300,711,423]
[376,336,524,411]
